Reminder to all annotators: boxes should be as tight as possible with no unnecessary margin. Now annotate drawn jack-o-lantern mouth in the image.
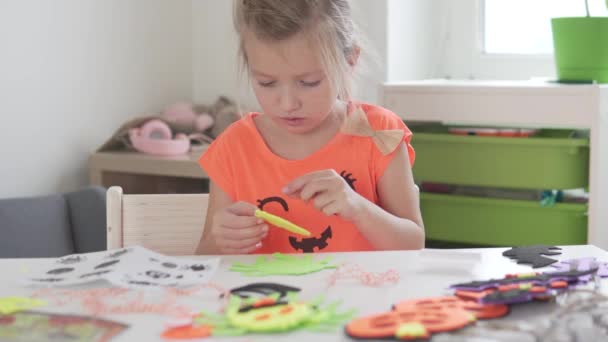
[289,226,333,253]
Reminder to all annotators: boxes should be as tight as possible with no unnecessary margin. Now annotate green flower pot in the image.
[551,17,608,83]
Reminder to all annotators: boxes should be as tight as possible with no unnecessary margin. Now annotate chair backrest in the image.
[0,186,106,258]
[106,186,208,255]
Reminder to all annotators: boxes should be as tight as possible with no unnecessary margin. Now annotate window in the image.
[484,0,608,55]
[436,0,608,79]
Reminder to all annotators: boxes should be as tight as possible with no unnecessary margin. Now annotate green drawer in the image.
[421,192,588,246]
[411,129,589,189]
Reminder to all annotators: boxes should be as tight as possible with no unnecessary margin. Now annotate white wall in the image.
[387,0,439,82]
[192,0,247,106]
[0,0,192,198]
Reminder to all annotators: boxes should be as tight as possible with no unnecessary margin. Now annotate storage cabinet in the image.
[421,193,587,246]
[382,80,608,249]
[411,128,589,190]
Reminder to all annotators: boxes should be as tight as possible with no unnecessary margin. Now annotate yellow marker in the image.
[254,210,311,237]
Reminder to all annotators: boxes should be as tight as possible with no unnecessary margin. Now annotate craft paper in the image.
[23,246,220,290]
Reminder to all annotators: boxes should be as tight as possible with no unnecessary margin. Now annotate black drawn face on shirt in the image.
[256,170,356,253]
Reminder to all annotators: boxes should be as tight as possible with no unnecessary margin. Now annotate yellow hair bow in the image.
[341,106,404,156]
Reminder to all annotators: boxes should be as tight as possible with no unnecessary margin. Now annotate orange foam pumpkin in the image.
[394,296,509,320]
[345,306,475,340]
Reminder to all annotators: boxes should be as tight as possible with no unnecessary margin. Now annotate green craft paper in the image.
[302,299,357,332]
[229,253,337,276]
[0,297,46,315]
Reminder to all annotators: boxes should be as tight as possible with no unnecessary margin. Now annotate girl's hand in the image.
[210,201,268,254]
[283,169,364,221]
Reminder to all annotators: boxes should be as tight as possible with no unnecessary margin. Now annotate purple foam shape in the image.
[549,257,608,283]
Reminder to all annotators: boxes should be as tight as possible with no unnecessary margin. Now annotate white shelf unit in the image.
[381,79,608,250]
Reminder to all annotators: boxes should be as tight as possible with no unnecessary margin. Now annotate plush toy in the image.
[160,103,215,135]
[98,96,243,156]
[193,96,243,139]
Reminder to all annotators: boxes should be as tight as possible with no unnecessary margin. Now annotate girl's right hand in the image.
[210,201,268,254]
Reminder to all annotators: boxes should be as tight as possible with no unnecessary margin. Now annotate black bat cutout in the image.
[503,245,562,268]
[289,226,332,253]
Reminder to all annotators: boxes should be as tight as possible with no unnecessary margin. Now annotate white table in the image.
[2,245,607,341]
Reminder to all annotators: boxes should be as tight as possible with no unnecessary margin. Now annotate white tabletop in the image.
[2,245,607,341]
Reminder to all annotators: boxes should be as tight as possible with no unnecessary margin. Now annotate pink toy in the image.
[161,102,215,134]
[129,119,190,156]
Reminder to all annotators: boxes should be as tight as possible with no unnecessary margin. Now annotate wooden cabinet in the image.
[89,148,209,194]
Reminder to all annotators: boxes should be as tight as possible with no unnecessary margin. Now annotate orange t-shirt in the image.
[198,103,415,253]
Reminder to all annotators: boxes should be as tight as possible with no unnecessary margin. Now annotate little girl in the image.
[196,0,424,254]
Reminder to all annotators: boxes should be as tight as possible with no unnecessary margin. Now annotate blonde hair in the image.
[233,0,361,101]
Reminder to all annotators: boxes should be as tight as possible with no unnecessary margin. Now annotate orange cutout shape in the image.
[346,307,474,340]
[394,296,509,320]
[161,325,212,339]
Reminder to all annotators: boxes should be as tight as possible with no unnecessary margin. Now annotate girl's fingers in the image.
[283,170,330,194]
[299,178,335,201]
[226,201,258,216]
[220,211,263,229]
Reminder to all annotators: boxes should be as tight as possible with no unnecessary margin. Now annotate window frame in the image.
[439,0,556,80]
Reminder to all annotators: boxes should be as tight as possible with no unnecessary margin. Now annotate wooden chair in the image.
[106,186,208,255]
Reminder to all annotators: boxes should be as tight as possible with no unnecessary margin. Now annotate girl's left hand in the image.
[282,169,364,221]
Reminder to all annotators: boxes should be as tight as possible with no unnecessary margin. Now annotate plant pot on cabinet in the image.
[551,17,608,83]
